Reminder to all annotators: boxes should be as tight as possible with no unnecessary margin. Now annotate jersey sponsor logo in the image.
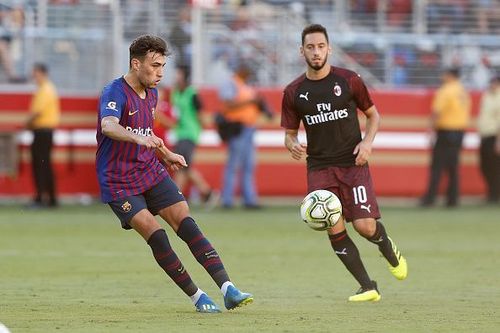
[304,105,348,125]
[299,92,309,101]
[121,201,132,212]
[334,84,342,96]
[125,126,153,136]
[360,204,371,213]
[105,101,118,111]
[128,109,139,116]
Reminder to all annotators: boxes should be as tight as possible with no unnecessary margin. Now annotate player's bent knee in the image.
[130,209,163,241]
[158,201,190,232]
[352,218,377,238]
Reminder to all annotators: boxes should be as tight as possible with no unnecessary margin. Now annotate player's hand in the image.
[289,143,307,160]
[136,135,164,149]
[353,140,372,166]
[156,145,188,171]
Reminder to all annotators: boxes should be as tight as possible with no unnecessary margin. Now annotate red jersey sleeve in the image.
[280,86,301,129]
[350,73,374,112]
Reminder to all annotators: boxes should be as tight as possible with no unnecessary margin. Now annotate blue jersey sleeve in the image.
[99,82,127,119]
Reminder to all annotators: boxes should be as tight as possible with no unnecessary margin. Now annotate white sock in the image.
[189,288,205,304]
[221,281,234,297]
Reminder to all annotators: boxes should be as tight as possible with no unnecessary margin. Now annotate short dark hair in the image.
[176,64,191,81]
[33,63,48,74]
[301,24,329,45]
[129,35,169,67]
[445,67,460,78]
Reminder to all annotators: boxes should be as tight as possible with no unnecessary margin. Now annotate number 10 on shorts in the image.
[353,186,367,205]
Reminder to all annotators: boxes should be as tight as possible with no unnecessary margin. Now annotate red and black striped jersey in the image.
[281,66,374,169]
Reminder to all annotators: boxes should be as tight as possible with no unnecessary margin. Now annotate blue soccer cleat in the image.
[223,285,254,310]
[195,293,221,313]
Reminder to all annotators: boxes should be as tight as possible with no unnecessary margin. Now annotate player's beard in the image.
[306,56,328,71]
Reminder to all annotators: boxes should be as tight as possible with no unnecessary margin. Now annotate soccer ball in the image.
[300,190,342,231]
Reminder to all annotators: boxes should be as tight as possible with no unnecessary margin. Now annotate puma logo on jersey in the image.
[299,92,309,101]
[361,204,371,213]
[128,109,139,116]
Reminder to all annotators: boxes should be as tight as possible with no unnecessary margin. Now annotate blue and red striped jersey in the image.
[96,77,168,203]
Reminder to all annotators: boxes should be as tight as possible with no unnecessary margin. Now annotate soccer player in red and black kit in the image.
[281,24,408,302]
[96,35,252,313]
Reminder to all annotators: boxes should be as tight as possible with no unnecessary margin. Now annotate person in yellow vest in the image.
[421,67,471,207]
[477,76,500,204]
[218,64,272,209]
[26,63,60,208]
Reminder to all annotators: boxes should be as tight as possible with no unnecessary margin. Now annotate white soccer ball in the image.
[0,323,11,333]
[300,190,342,231]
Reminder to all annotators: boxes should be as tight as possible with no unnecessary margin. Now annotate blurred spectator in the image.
[476,0,500,34]
[153,87,176,149]
[477,76,500,204]
[427,0,467,34]
[218,64,273,209]
[26,63,60,208]
[168,6,192,68]
[0,3,25,83]
[171,65,219,207]
[420,68,471,207]
[386,0,412,31]
[471,56,494,90]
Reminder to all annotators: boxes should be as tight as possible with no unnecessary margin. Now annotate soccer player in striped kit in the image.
[281,24,408,302]
[96,35,252,313]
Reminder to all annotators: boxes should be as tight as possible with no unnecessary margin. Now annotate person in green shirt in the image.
[172,65,218,206]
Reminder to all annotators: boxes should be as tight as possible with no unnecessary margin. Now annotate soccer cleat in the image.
[223,285,254,310]
[387,237,408,280]
[348,281,381,302]
[195,294,221,313]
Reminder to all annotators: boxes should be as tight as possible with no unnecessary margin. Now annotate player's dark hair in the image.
[129,35,170,67]
[176,64,191,82]
[445,67,460,78]
[33,63,48,74]
[301,24,329,45]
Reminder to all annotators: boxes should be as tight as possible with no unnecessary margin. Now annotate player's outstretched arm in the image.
[353,105,380,166]
[285,129,307,160]
[101,116,163,149]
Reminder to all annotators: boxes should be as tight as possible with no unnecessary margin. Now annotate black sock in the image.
[177,217,229,288]
[366,221,399,267]
[147,229,197,296]
[329,230,372,288]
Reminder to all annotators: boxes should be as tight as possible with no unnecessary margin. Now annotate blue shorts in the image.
[108,177,185,230]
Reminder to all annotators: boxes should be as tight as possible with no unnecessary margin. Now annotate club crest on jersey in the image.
[151,107,155,118]
[333,84,342,97]
[121,201,132,213]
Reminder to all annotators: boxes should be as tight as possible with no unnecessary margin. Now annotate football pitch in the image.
[1,202,499,332]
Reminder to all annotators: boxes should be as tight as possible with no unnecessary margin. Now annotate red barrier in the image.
[0,89,486,198]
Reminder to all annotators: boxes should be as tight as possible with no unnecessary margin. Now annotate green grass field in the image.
[1,202,499,332]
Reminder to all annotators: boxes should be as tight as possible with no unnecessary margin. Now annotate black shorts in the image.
[174,139,196,168]
[108,177,185,230]
[307,165,381,222]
